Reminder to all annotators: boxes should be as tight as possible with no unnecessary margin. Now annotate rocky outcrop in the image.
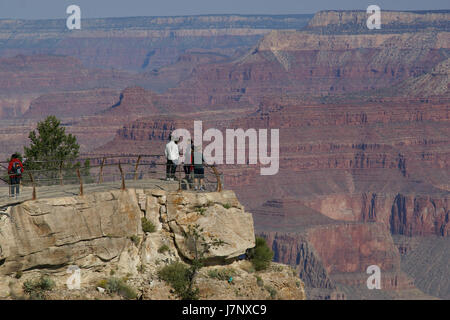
[164,191,255,262]
[0,187,307,300]
[0,189,254,275]
[0,189,142,274]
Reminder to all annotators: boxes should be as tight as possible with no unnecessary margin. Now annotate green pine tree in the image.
[23,116,85,184]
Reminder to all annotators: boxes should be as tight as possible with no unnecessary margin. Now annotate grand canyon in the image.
[0,9,448,300]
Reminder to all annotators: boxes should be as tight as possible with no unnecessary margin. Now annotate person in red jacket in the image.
[8,153,24,197]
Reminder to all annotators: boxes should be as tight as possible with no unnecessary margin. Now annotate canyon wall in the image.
[306,10,450,33]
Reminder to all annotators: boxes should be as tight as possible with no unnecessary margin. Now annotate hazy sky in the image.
[0,0,448,19]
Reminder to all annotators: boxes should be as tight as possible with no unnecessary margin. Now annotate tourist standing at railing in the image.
[8,153,24,198]
[193,145,206,191]
[165,134,179,181]
[183,139,194,182]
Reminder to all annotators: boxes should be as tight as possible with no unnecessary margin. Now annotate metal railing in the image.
[0,155,223,202]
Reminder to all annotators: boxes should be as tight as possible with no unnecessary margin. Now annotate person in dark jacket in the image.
[183,139,194,181]
[8,153,24,197]
[193,145,206,191]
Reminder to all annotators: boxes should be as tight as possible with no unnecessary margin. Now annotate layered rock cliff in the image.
[0,14,312,73]
[0,188,305,300]
[306,10,450,33]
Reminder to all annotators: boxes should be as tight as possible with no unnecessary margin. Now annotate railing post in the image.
[118,162,126,190]
[211,165,222,192]
[28,172,37,200]
[98,157,106,184]
[134,155,141,181]
[178,165,182,191]
[76,169,83,196]
[59,160,64,186]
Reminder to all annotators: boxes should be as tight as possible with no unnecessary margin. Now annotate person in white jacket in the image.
[165,135,180,181]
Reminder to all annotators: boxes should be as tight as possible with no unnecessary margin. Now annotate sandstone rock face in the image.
[165,190,255,262]
[195,261,306,300]
[0,188,254,276]
[0,189,142,274]
[0,188,306,300]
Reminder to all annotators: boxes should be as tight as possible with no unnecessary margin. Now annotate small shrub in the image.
[248,237,273,271]
[130,235,140,247]
[15,271,23,279]
[207,268,236,281]
[271,265,283,272]
[296,281,301,288]
[158,262,199,300]
[158,244,170,254]
[23,275,55,300]
[255,275,264,287]
[195,207,207,215]
[124,274,132,281]
[141,217,156,233]
[99,277,137,300]
[222,203,231,209]
[265,285,277,299]
[137,264,147,274]
[97,279,108,288]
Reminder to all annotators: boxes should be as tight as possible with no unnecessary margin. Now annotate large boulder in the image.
[166,190,255,262]
[0,188,256,276]
[0,189,142,274]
